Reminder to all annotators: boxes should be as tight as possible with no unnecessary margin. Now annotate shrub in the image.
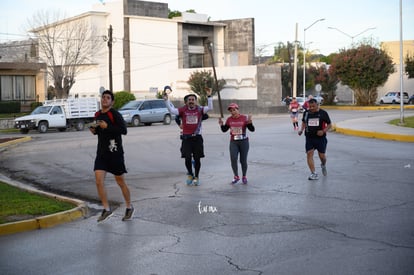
[0,102,20,113]
[113,91,136,110]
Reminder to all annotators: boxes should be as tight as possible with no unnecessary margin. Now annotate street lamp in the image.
[328,26,376,44]
[303,18,325,102]
[328,26,376,105]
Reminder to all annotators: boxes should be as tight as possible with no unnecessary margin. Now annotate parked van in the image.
[118,99,174,126]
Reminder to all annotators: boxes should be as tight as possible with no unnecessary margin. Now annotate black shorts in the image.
[305,136,328,153]
[94,153,127,176]
[181,135,204,159]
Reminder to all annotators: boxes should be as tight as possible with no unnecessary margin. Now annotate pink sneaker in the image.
[242,176,248,184]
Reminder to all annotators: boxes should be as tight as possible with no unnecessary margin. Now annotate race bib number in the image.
[308,118,320,127]
[291,108,297,113]
[231,126,243,135]
[187,115,198,124]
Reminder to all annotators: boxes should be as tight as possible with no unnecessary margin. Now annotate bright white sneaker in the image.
[308,172,319,180]
[193,177,200,186]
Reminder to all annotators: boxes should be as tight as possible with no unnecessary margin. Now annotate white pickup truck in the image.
[14,98,100,134]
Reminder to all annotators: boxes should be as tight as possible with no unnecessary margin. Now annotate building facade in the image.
[0,40,47,110]
[23,0,281,113]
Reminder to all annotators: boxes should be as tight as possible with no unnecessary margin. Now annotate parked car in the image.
[118,99,174,126]
[379,92,409,104]
[408,94,414,105]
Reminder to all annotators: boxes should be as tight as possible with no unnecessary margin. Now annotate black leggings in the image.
[229,139,249,177]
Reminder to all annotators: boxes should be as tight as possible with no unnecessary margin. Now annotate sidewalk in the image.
[334,113,414,142]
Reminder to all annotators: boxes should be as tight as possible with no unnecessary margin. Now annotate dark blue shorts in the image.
[94,153,127,176]
[305,136,328,153]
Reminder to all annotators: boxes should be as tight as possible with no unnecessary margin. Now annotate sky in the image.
[1,0,413,56]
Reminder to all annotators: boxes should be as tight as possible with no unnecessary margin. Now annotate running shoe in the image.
[321,164,327,176]
[193,177,200,186]
[122,206,135,221]
[97,209,113,222]
[231,176,240,184]
[242,176,248,184]
[186,174,194,185]
[308,172,319,180]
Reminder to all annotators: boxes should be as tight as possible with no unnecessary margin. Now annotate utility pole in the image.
[207,42,223,118]
[293,23,298,98]
[399,0,405,124]
[107,25,113,92]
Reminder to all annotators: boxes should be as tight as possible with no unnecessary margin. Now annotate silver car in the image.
[119,99,174,126]
[379,92,409,104]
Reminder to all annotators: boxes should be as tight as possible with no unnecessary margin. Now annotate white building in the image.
[30,0,281,111]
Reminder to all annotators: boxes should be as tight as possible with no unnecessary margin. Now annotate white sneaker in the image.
[308,173,319,180]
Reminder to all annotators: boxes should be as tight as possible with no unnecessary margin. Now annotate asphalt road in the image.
[0,110,413,275]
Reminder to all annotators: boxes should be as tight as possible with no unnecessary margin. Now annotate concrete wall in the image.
[124,0,168,18]
[218,18,255,66]
[168,64,283,115]
[0,119,15,129]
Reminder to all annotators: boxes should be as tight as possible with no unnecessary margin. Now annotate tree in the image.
[307,65,339,104]
[270,42,291,63]
[168,10,181,19]
[329,44,395,105]
[27,10,104,98]
[168,9,196,19]
[187,70,225,105]
[405,54,414,78]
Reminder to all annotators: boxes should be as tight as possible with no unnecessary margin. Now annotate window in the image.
[187,36,206,68]
[25,77,35,100]
[151,100,167,109]
[0,75,36,101]
[14,76,24,100]
[189,53,204,68]
[141,101,151,110]
[0,76,13,100]
[51,106,63,115]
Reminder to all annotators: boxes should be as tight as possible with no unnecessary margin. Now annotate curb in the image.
[0,136,32,148]
[322,105,414,111]
[333,124,414,143]
[0,174,88,236]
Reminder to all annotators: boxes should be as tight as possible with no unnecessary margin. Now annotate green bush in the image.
[0,101,20,113]
[113,91,136,110]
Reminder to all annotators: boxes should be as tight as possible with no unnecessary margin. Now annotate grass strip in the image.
[388,116,414,128]
[0,181,75,224]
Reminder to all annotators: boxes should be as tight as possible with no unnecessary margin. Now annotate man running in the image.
[298,98,332,180]
[90,90,134,222]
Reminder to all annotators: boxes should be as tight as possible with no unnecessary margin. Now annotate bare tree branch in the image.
[26,10,105,98]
